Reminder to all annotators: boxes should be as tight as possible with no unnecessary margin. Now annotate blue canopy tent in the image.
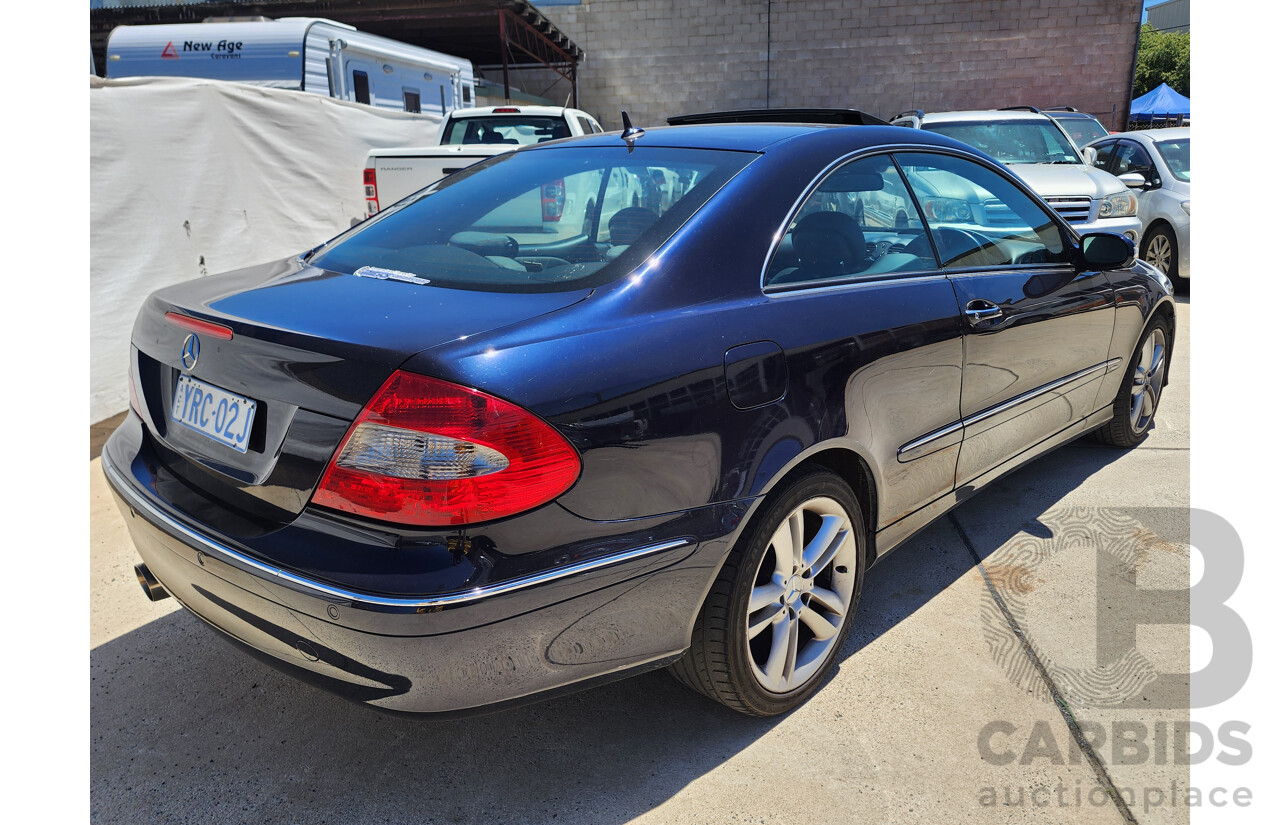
[1129,83,1190,127]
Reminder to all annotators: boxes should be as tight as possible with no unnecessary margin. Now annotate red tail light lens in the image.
[312,371,580,526]
[164,312,233,340]
[541,179,565,222]
[363,167,379,214]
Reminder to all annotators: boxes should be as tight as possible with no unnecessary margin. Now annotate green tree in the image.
[1133,23,1190,98]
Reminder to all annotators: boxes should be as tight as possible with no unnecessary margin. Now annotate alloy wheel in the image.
[1144,233,1173,274]
[1130,327,1166,434]
[745,497,858,693]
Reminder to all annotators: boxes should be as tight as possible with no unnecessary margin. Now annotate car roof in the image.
[448,105,588,118]
[1086,126,1189,148]
[1046,110,1102,121]
[1121,126,1190,141]
[917,109,1050,123]
[537,122,969,154]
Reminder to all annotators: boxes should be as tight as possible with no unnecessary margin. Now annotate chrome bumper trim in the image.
[102,452,692,611]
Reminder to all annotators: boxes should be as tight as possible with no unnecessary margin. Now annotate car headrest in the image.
[608,207,659,246]
[792,211,867,275]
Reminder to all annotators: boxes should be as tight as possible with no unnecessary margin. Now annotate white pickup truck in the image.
[362,105,604,216]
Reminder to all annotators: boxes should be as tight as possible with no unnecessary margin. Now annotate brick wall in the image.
[521,0,1142,131]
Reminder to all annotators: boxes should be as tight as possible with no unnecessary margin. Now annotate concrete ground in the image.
[90,300,1190,825]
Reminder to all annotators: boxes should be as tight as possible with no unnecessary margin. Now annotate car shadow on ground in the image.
[90,437,1154,824]
[841,436,1169,660]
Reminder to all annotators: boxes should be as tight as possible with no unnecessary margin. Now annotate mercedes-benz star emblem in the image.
[181,334,200,371]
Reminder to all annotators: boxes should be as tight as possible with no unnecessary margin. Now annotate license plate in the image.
[171,374,257,453]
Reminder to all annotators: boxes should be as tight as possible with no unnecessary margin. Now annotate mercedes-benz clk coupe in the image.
[103,111,1175,717]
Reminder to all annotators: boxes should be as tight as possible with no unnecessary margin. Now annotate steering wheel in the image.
[902,234,934,259]
[931,226,1005,267]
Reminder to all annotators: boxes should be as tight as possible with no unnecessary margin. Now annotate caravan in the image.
[105,18,475,115]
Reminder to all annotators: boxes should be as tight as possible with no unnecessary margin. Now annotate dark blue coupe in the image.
[104,112,1175,716]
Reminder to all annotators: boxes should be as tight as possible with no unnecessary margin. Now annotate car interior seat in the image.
[608,207,660,246]
[770,211,868,284]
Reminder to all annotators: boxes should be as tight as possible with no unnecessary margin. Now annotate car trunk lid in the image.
[130,256,590,528]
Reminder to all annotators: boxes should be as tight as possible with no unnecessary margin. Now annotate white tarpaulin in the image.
[90,75,442,424]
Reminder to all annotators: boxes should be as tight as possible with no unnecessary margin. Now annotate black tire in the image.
[669,468,866,716]
[1095,316,1171,447]
[1141,224,1186,292]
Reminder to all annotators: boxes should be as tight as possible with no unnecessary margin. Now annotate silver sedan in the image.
[1087,127,1190,288]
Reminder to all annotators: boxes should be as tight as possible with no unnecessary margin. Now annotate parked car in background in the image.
[891,107,1141,243]
[1086,127,1190,290]
[1045,107,1111,148]
[104,112,1175,719]
[363,105,603,218]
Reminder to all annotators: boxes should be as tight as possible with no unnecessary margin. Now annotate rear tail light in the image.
[541,179,565,222]
[312,371,580,526]
[364,167,380,215]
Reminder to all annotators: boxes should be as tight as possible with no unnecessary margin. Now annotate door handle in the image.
[964,299,1003,324]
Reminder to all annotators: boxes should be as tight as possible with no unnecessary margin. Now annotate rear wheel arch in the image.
[1151,299,1177,386]
[749,446,879,570]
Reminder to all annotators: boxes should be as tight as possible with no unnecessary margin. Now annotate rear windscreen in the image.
[441,116,574,146]
[310,146,756,293]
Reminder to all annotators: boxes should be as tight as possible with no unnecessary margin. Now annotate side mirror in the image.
[1117,172,1147,190]
[1082,147,1098,166]
[1078,232,1135,269]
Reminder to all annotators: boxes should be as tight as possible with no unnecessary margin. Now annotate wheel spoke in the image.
[799,605,841,641]
[783,613,800,682]
[788,510,805,571]
[1143,386,1157,419]
[750,582,785,613]
[761,613,793,686]
[807,584,847,616]
[1130,392,1144,428]
[748,603,784,640]
[802,514,849,575]
[1148,343,1164,379]
[768,523,793,579]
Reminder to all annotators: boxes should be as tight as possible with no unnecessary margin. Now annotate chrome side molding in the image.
[896,358,1122,462]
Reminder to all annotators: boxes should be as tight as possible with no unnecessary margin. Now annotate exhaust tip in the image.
[134,563,170,602]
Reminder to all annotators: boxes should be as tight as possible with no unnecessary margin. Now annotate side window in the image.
[352,71,371,105]
[895,152,1068,269]
[1092,141,1116,172]
[403,89,421,114]
[765,155,937,287]
[1113,142,1155,175]
[575,116,594,135]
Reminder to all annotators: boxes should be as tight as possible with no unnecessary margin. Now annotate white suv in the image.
[891,107,1142,242]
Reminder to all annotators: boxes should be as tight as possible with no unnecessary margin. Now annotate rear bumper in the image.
[102,445,739,714]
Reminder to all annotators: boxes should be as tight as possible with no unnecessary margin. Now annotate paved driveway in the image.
[91,300,1190,824]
